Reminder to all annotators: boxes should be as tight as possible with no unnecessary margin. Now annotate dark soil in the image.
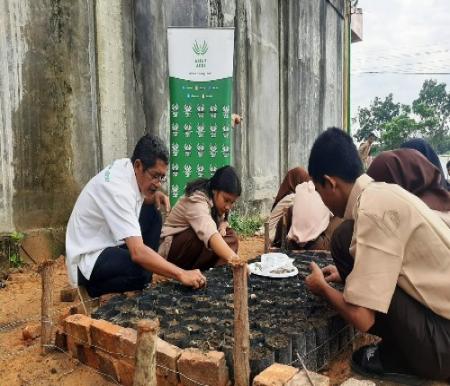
[93,251,353,380]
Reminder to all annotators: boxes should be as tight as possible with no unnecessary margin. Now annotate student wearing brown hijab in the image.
[306,128,450,383]
[367,148,450,227]
[330,148,450,283]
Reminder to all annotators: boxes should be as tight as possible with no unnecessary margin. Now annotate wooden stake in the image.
[39,260,54,355]
[264,221,270,253]
[281,211,288,252]
[232,261,250,386]
[133,319,159,386]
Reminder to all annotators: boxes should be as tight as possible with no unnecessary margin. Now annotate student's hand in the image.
[178,269,207,289]
[153,191,171,213]
[321,264,342,283]
[218,221,229,237]
[305,262,328,296]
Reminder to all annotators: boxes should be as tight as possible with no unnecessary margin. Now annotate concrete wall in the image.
[0,0,344,233]
[0,0,101,232]
[135,0,344,212]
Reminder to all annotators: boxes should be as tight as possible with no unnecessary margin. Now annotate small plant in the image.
[229,214,264,238]
[8,231,24,268]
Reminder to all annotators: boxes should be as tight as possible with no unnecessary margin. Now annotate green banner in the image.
[167,28,234,205]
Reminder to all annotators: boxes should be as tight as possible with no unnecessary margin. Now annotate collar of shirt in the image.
[125,159,145,203]
[343,174,373,220]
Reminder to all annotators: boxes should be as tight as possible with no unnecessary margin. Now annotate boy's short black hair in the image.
[368,132,377,139]
[131,133,169,170]
[308,127,363,185]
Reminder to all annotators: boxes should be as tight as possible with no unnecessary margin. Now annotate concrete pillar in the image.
[0,1,26,232]
[96,0,129,166]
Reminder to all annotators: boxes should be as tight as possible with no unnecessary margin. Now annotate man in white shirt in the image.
[66,134,206,297]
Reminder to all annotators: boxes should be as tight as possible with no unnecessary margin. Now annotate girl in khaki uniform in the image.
[159,166,241,270]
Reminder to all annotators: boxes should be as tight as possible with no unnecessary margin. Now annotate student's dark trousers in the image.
[331,220,450,380]
[78,203,162,298]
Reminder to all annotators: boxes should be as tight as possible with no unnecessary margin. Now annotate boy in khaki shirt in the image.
[305,128,450,383]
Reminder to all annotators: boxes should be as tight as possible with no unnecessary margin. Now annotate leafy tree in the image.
[380,114,418,150]
[354,94,400,142]
[412,80,450,153]
[354,80,450,154]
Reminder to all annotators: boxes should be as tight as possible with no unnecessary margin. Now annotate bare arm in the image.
[306,262,375,332]
[125,236,206,288]
[209,232,238,263]
[320,282,375,332]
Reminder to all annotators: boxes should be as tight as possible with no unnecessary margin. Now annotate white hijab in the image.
[287,181,332,244]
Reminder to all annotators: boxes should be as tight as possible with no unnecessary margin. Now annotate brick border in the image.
[58,315,380,386]
[59,314,230,386]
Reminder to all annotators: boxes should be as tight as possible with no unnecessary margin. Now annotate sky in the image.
[351,0,450,131]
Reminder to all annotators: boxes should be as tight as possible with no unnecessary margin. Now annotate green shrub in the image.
[229,214,264,237]
[8,231,24,268]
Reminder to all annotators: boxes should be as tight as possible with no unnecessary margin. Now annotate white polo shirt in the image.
[65,158,144,286]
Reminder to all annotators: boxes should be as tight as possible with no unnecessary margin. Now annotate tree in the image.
[412,80,450,153]
[354,80,450,154]
[353,94,400,142]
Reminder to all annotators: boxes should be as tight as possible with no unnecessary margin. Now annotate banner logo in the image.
[192,40,208,55]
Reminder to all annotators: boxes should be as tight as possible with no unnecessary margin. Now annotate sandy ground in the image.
[0,237,444,386]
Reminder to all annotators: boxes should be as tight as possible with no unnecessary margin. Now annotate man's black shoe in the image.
[351,344,426,386]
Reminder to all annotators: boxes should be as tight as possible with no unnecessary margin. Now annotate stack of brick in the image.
[56,314,230,386]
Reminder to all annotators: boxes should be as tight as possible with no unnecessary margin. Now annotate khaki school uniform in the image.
[159,191,238,270]
[358,141,372,169]
[331,174,450,378]
[343,174,450,319]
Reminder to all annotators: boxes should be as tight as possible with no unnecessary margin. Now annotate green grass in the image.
[229,214,264,238]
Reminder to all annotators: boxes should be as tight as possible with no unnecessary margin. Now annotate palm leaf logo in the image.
[192,40,208,55]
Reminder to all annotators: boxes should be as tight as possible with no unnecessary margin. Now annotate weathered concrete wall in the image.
[0,0,344,233]
[134,0,344,213]
[0,0,101,232]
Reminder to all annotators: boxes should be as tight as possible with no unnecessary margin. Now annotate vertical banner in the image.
[167,27,234,205]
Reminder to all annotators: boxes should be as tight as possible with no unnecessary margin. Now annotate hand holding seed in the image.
[305,261,328,296]
[321,264,342,283]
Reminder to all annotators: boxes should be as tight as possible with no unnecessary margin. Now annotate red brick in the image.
[90,319,122,354]
[54,327,67,351]
[118,327,137,362]
[64,314,93,346]
[178,349,229,386]
[253,364,298,386]
[77,345,100,370]
[57,306,72,326]
[22,323,41,340]
[97,351,120,383]
[66,335,79,358]
[116,359,135,386]
[156,338,182,385]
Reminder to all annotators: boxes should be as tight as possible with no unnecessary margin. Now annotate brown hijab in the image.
[272,167,310,210]
[367,149,450,212]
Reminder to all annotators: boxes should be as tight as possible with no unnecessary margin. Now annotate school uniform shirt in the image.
[435,210,450,228]
[268,193,295,242]
[343,174,450,319]
[65,158,144,286]
[158,191,223,258]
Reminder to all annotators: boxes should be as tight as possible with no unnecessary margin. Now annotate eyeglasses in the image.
[145,169,167,183]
